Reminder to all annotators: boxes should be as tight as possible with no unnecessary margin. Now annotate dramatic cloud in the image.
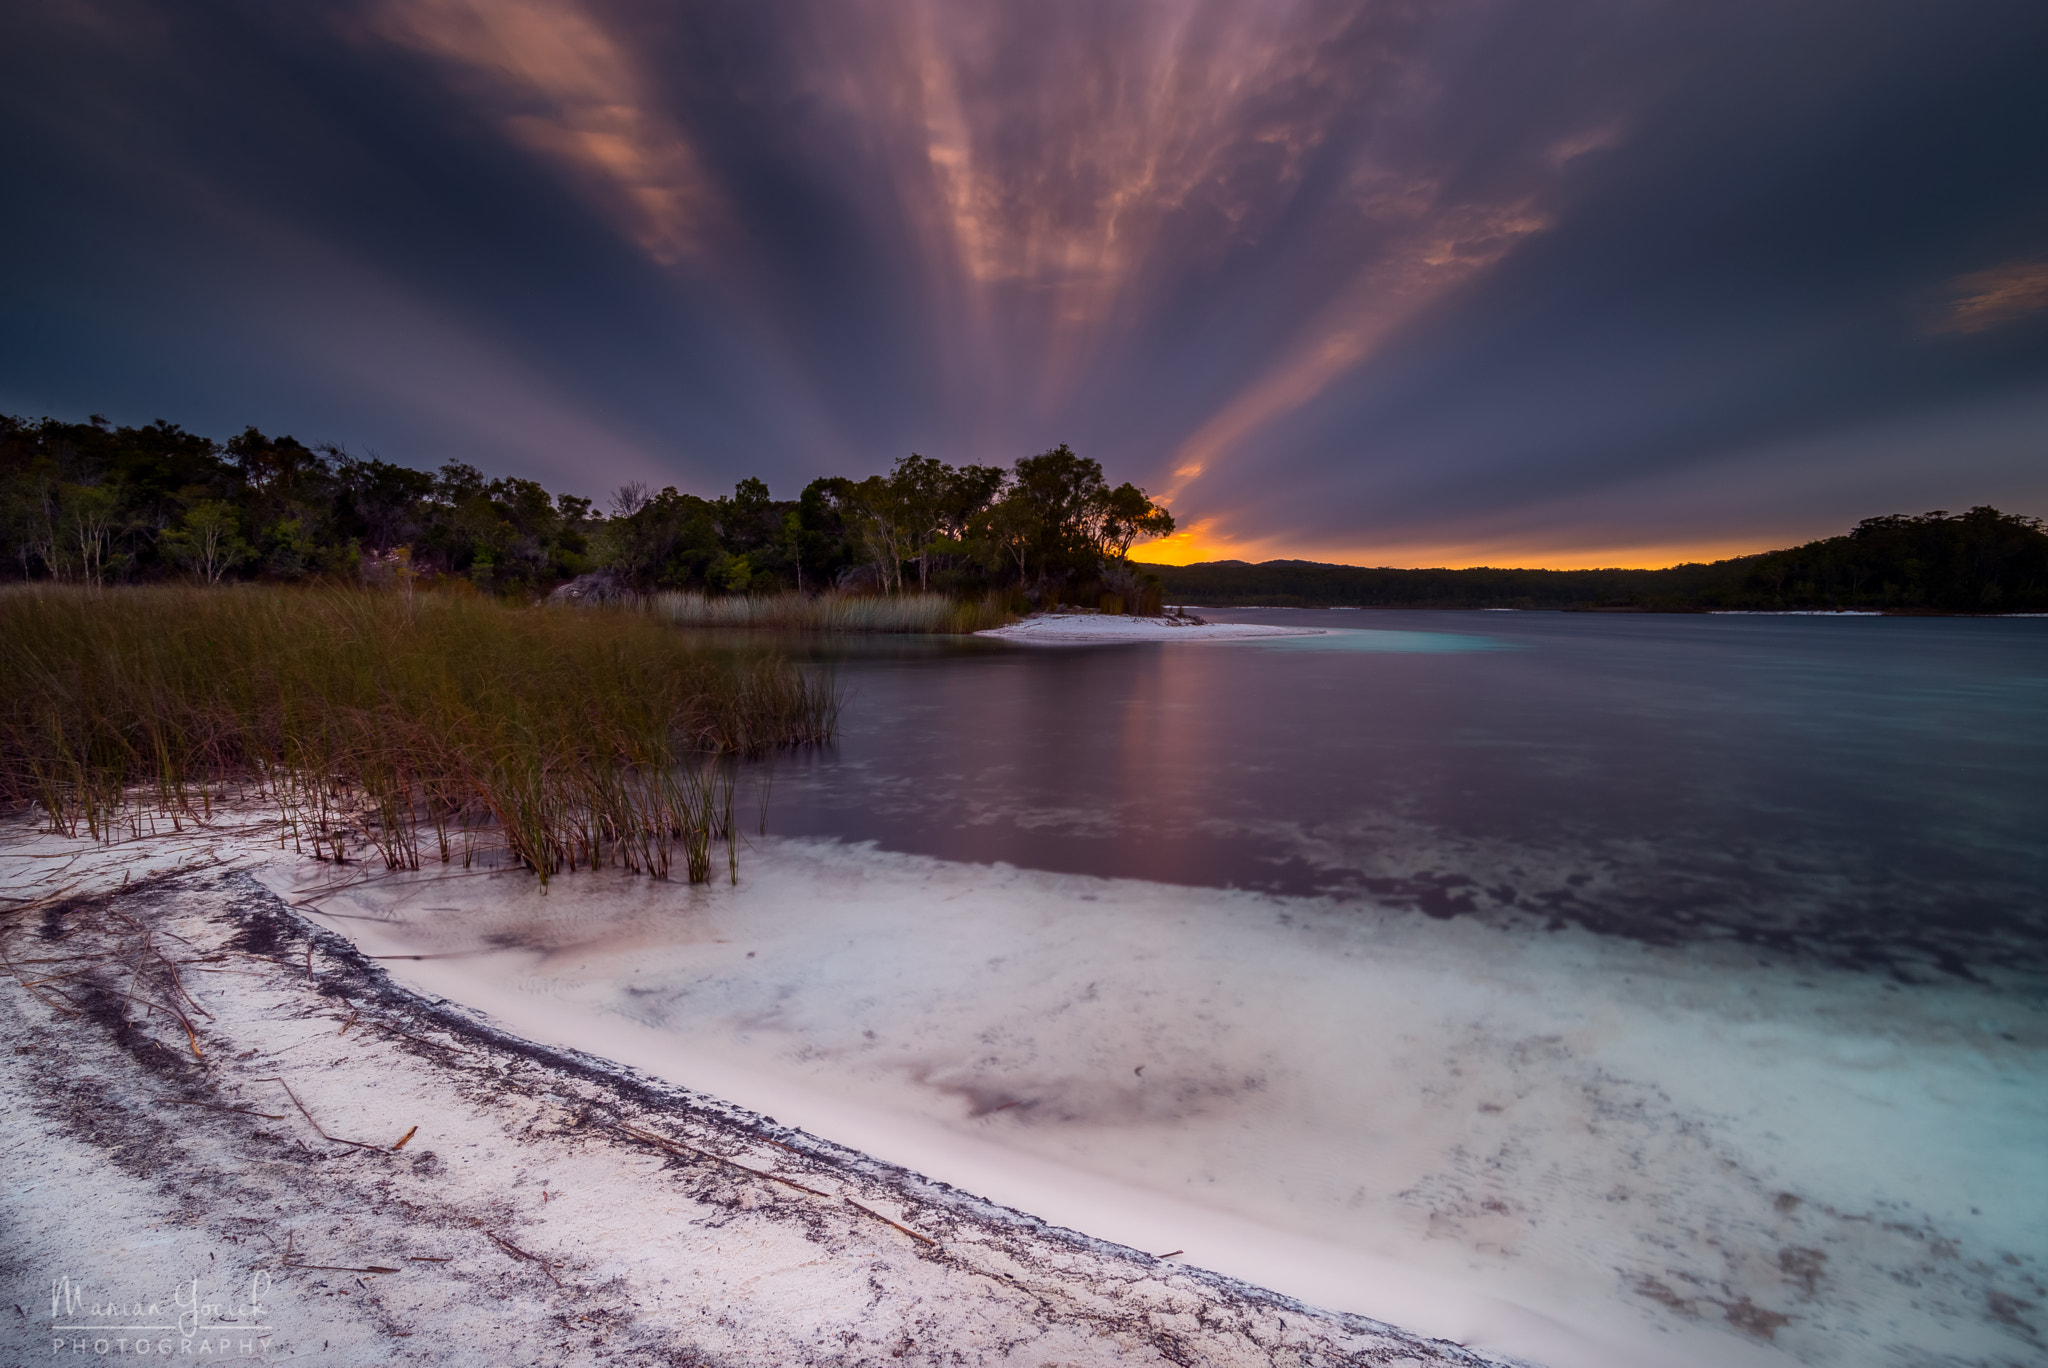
[362,0,723,266]
[2,0,2044,564]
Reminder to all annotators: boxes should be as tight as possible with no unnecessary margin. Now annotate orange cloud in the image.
[365,0,717,266]
[1931,260,2048,335]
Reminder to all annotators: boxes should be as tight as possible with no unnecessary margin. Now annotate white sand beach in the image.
[1,816,1513,1368]
[10,813,2040,1367]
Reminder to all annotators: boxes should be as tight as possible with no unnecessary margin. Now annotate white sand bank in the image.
[10,819,2044,1368]
[268,840,2048,1368]
[978,613,1323,643]
[0,819,1511,1368]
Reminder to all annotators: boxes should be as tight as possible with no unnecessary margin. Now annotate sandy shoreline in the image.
[1,821,1511,1367]
[11,815,2042,1368]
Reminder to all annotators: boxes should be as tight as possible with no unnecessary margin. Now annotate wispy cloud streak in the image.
[1931,260,2048,335]
[778,0,1579,484]
[363,0,719,265]
[1162,192,1552,500]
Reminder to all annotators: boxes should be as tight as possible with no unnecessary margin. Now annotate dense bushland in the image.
[0,413,1171,610]
[1151,508,2048,612]
[0,586,837,882]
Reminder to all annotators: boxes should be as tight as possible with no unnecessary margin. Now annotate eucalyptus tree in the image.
[994,443,1173,594]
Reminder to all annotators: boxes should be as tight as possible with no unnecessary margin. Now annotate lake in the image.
[767,609,2048,979]
[293,610,2048,1368]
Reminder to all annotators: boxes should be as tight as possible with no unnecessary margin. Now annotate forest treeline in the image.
[1150,506,2048,613]
[0,413,1173,607]
[9,411,2038,613]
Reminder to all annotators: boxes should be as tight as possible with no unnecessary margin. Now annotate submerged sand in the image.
[977,613,1323,643]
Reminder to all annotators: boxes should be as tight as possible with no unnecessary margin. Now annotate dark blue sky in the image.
[3,0,2044,565]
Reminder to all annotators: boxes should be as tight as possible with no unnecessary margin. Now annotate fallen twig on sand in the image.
[845,1197,939,1247]
[253,1076,382,1151]
[486,1231,565,1289]
[616,1120,830,1197]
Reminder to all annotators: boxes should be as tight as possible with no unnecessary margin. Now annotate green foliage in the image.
[159,500,254,584]
[0,414,598,596]
[0,585,837,884]
[0,411,1178,609]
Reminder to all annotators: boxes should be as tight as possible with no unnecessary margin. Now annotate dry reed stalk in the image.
[645,588,1015,634]
[1,585,837,886]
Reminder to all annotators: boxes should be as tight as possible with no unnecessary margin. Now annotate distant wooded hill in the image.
[1148,507,2048,613]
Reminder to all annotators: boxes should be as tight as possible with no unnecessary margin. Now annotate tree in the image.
[716,477,776,554]
[1094,481,1175,563]
[596,486,723,590]
[60,483,122,587]
[1004,444,1106,589]
[332,454,433,553]
[0,449,62,580]
[161,500,253,584]
[985,492,1037,588]
[795,477,860,588]
[847,474,909,592]
[987,444,1170,594]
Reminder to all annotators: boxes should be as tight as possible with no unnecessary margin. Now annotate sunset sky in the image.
[3,0,2045,567]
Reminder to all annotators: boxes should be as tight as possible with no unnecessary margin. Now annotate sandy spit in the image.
[977,614,1322,644]
[1,830,1512,1368]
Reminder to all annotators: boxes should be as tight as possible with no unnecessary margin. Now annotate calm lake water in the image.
[765,609,2048,982]
[302,608,2048,1367]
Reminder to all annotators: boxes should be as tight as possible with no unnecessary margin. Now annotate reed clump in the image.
[646,590,1015,634]
[0,585,837,884]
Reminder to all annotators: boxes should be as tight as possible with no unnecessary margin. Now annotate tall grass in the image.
[0,585,837,884]
[646,590,1016,634]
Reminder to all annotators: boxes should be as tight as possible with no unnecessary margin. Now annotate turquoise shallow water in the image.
[764,609,2048,981]
[1255,625,1511,652]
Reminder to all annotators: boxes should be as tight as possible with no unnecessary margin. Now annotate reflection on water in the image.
[764,610,2048,980]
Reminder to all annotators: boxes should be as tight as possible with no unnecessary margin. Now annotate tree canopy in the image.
[0,414,1174,604]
